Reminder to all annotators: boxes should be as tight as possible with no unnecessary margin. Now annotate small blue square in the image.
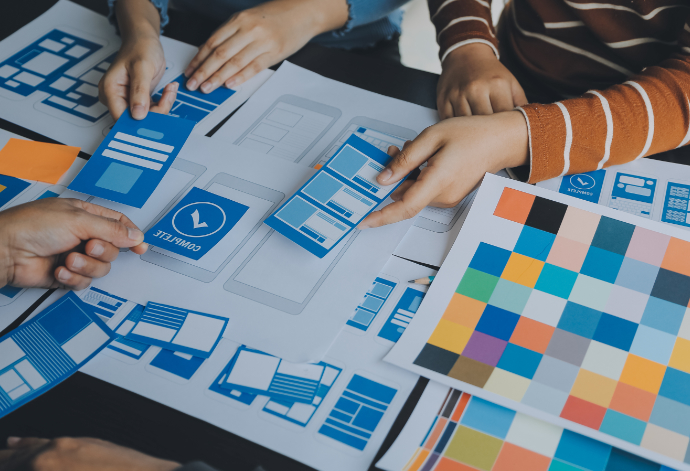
[554,429,612,471]
[145,187,249,261]
[615,257,660,295]
[514,226,556,262]
[469,242,512,277]
[599,410,646,445]
[475,305,520,341]
[497,343,543,379]
[641,296,686,335]
[605,448,663,471]
[535,264,578,299]
[659,368,690,407]
[352,406,384,431]
[580,246,624,283]
[557,302,602,339]
[649,395,690,437]
[629,325,676,364]
[460,396,516,439]
[592,313,638,351]
[591,216,636,256]
[95,162,143,194]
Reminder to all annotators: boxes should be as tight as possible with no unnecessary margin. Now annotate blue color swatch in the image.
[145,187,248,260]
[265,135,405,257]
[0,292,115,419]
[69,110,195,208]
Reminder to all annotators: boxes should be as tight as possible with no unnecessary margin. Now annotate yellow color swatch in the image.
[570,369,617,408]
[0,138,80,184]
[443,293,486,329]
[619,354,666,394]
[669,338,690,374]
[501,252,544,288]
[428,319,473,355]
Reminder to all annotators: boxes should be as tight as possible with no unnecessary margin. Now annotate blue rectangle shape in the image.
[318,424,368,450]
[336,397,360,414]
[554,429,612,471]
[378,287,426,343]
[145,187,249,260]
[69,110,195,208]
[324,418,372,438]
[265,135,405,257]
[0,285,22,299]
[330,410,353,422]
[219,346,324,404]
[659,368,690,407]
[0,174,31,209]
[348,374,396,404]
[460,396,516,439]
[149,349,205,380]
[125,302,227,358]
[352,405,385,431]
[0,292,115,419]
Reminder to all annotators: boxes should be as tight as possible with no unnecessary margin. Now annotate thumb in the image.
[70,201,145,249]
[377,132,440,186]
[129,61,156,120]
[6,437,49,449]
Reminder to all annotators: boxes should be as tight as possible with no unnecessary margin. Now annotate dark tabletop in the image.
[0,1,436,470]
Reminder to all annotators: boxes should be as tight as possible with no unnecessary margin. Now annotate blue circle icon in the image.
[569,174,596,190]
[172,202,226,238]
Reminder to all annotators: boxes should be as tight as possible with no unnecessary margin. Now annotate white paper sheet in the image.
[60,135,413,361]
[0,0,269,154]
[385,173,690,470]
[537,157,690,231]
[30,255,431,471]
[211,62,501,267]
[0,128,86,332]
[376,381,450,471]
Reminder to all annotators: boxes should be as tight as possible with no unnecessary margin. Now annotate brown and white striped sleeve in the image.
[519,19,690,183]
[428,0,499,63]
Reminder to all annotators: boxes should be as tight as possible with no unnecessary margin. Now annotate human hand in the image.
[358,111,529,229]
[0,437,179,471]
[184,0,348,93]
[99,0,179,120]
[437,43,528,119]
[0,198,148,291]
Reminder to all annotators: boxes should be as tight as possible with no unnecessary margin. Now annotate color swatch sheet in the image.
[377,382,676,471]
[386,174,690,470]
[536,157,690,230]
[0,291,115,419]
[69,110,194,208]
[221,346,324,403]
[126,302,227,358]
[25,256,430,471]
[266,134,401,257]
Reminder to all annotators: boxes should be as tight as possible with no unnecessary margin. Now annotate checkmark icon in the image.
[191,209,208,229]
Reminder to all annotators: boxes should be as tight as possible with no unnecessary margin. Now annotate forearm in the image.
[115,0,161,44]
[267,0,349,35]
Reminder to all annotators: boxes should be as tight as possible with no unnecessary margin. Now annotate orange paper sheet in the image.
[0,138,80,184]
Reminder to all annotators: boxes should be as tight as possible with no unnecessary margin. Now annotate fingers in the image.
[222,54,269,89]
[359,176,439,229]
[198,41,264,92]
[65,200,147,250]
[377,133,439,186]
[185,20,241,80]
[512,81,529,107]
[149,82,179,115]
[99,69,128,121]
[64,252,111,279]
[467,92,494,115]
[6,437,49,450]
[54,267,94,291]
[128,61,156,119]
[187,31,252,92]
[489,85,516,113]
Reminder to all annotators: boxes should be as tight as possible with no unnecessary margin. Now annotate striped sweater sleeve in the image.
[520,21,690,183]
[427,0,499,63]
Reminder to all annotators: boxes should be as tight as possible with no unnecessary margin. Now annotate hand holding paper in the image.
[0,198,147,290]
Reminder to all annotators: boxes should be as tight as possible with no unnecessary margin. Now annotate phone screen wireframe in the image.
[234,94,341,164]
[141,173,284,283]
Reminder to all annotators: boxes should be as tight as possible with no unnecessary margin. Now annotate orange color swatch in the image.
[510,316,555,354]
[0,138,80,184]
[560,396,607,429]
[661,237,690,278]
[493,188,535,224]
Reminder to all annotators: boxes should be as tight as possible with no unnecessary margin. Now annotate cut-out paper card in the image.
[265,134,404,258]
[145,187,249,260]
[0,174,30,209]
[125,302,227,358]
[0,138,79,184]
[69,110,194,208]
[0,291,115,419]
[152,74,236,124]
[221,346,325,404]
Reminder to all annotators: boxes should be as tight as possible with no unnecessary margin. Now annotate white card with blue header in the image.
[125,302,227,358]
[265,134,403,257]
[0,291,116,419]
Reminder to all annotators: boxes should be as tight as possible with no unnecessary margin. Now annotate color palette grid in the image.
[413,187,690,465]
[403,388,676,471]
